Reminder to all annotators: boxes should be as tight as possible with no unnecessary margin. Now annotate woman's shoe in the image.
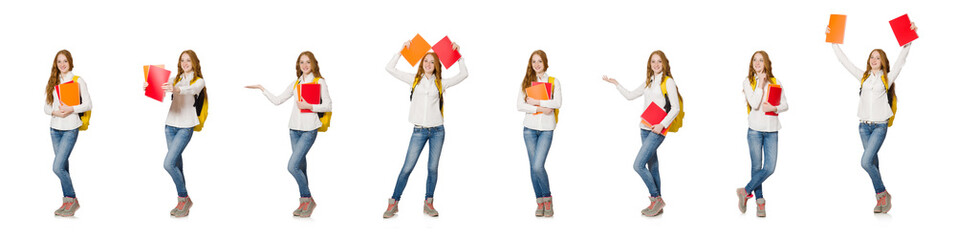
[423,198,439,217]
[383,198,399,218]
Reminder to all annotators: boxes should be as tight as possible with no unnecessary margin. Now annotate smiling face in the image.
[299,54,312,75]
[752,53,765,73]
[56,54,70,74]
[422,54,436,74]
[869,51,883,71]
[180,53,193,73]
[650,54,663,75]
[531,54,545,74]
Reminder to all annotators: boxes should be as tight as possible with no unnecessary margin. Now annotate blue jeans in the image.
[523,127,553,198]
[164,125,193,197]
[288,129,317,198]
[744,128,778,199]
[391,125,444,201]
[634,129,665,197]
[51,128,79,198]
[859,123,888,193]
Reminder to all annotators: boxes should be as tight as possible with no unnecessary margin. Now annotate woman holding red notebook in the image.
[517,50,562,217]
[601,50,682,217]
[828,22,916,214]
[736,51,788,217]
[44,50,92,217]
[245,51,332,217]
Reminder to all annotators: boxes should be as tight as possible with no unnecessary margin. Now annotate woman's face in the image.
[56,54,70,74]
[531,54,544,74]
[299,55,312,75]
[422,54,435,74]
[180,53,193,72]
[869,51,882,71]
[650,54,663,75]
[752,53,765,73]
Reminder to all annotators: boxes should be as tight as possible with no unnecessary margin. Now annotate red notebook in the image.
[144,65,171,102]
[298,83,321,113]
[889,14,918,46]
[640,102,669,136]
[765,84,782,116]
[431,36,461,69]
[56,81,81,106]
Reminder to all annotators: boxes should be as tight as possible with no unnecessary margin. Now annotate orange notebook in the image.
[525,83,551,115]
[826,14,847,44]
[56,81,81,106]
[401,34,432,66]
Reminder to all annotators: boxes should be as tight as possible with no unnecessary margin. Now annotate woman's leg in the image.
[51,128,79,198]
[634,129,665,197]
[164,126,193,197]
[288,130,317,198]
[391,128,428,201]
[532,130,554,198]
[859,123,887,193]
[523,128,543,198]
[424,126,445,199]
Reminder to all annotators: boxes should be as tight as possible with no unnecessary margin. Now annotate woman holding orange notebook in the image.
[142,50,206,217]
[382,39,468,218]
[735,51,788,217]
[517,50,561,217]
[601,50,682,217]
[44,50,92,217]
[828,22,916,214]
[245,51,332,218]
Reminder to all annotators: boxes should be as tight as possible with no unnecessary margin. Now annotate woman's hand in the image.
[452,42,460,51]
[526,97,540,106]
[651,124,665,134]
[143,81,148,91]
[401,40,411,52]
[52,110,68,118]
[244,84,264,91]
[536,107,553,114]
[756,72,768,87]
[761,102,777,113]
[602,75,619,85]
[296,101,312,110]
[905,22,917,47]
[59,104,74,115]
[162,82,180,94]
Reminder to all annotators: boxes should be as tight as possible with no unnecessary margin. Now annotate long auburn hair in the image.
[645,50,673,88]
[296,51,323,79]
[747,51,775,86]
[174,50,203,84]
[863,49,890,80]
[45,50,73,105]
[521,50,548,90]
[414,52,442,82]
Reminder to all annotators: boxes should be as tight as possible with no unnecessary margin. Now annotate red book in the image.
[145,65,171,102]
[640,102,669,136]
[765,84,782,116]
[431,36,461,69]
[531,82,552,97]
[889,14,918,46]
[299,83,321,113]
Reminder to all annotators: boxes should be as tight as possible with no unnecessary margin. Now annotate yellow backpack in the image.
[661,76,684,133]
[548,77,559,124]
[411,77,443,117]
[68,76,92,131]
[174,76,208,132]
[746,77,777,114]
[295,77,332,132]
[861,74,897,127]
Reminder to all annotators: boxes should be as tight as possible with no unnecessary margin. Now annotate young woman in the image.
[601,50,681,217]
[829,22,915,214]
[44,50,92,217]
[382,40,467,218]
[735,51,788,217]
[516,50,561,217]
[245,51,332,218]
[143,50,206,217]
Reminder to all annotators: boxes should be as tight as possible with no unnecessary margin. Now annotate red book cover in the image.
[765,84,782,116]
[299,83,321,113]
[531,82,552,97]
[145,65,171,102]
[640,102,669,135]
[431,36,461,69]
[889,14,918,46]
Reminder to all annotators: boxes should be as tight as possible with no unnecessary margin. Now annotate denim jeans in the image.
[859,123,888,193]
[634,129,665,197]
[164,125,193,197]
[51,128,79,198]
[523,127,553,198]
[391,125,444,201]
[288,129,317,198]
[744,128,778,199]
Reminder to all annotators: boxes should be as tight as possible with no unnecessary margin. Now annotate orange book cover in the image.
[826,14,847,44]
[56,81,81,106]
[526,84,551,115]
[401,34,431,66]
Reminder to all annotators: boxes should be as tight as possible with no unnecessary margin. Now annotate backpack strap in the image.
[548,76,558,124]
[747,77,776,114]
[411,76,443,117]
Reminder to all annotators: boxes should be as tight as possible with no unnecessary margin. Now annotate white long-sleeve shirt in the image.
[386,53,469,127]
[259,73,332,131]
[742,78,789,132]
[44,71,92,130]
[614,73,681,130]
[832,44,910,122]
[517,73,562,131]
[165,72,206,128]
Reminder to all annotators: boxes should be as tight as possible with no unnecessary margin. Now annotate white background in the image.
[1,0,953,239]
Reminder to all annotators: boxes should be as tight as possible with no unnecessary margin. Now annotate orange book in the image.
[826,14,847,44]
[401,34,432,66]
[526,84,551,115]
[56,81,81,106]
